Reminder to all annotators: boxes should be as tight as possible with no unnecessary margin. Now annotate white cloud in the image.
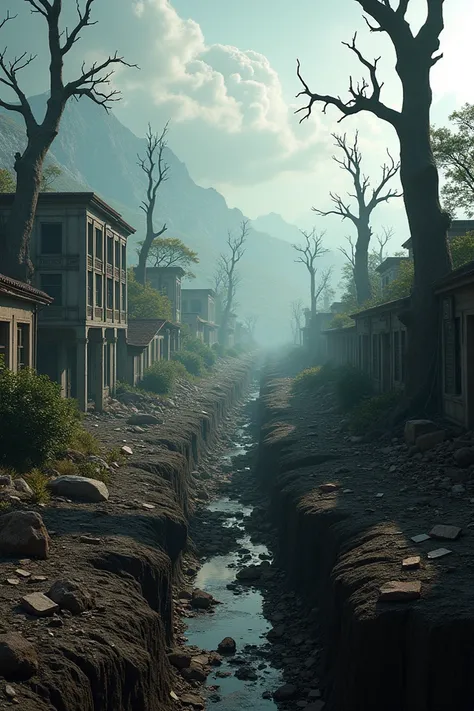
[117,0,330,185]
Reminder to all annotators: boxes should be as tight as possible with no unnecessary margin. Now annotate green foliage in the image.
[212,342,226,357]
[143,236,199,279]
[0,368,81,471]
[127,268,172,320]
[226,347,239,357]
[172,350,204,376]
[40,165,62,192]
[69,428,100,456]
[0,168,15,192]
[292,363,338,393]
[349,390,402,435]
[328,312,354,329]
[382,259,414,301]
[105,447,125,466]
[431,104,474,217]
[335,366,374,411]
[53,459,78,476]
[141,359,187,395]
[450,231,474,268]
[182,332,216,367]
[24,469,51,504]
[77,461,110,485]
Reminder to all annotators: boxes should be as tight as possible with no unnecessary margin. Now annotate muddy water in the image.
[185,393,282,710]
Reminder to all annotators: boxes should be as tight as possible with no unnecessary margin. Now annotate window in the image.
[87,223,94,257]
[121,243,126,270]
[114,241,120,268]
[107,236,113,265]
[107,278,113,309]
[17,324,29,369]
[87,271,93,307]
[122,283,126,312]
[191,299,201,313]
[95,274,103,307]
[0,321,10,368]
[444,317,462,395]
[115,282,120,310]
[40,274,62,304]
[95,227,103,260]
[40,223,62,254]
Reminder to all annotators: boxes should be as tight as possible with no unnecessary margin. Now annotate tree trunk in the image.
[354,221,372,305]
[220,275,234,346]
[135,205,156,285]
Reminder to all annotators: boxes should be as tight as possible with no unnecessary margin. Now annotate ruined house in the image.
[182,288,218,345]
[126,317,180,385]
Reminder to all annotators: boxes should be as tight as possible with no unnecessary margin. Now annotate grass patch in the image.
[349,390,402,435]
[335,366,374,411]
[69,428,100,455]
[77,461,110,485]
[24,469,51,504]
[292,363,338,394]
[105,447,125,466]
[52,459,78,476]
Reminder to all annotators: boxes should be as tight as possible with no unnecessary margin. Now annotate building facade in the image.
[182,288,218,345]
[0,273,52,372]
[146,266,185,324]
[0,193,135,411]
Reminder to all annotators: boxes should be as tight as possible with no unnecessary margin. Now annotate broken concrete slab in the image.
[411,534,430,543]
[427,547,452,560]
[402,556,421,570]
[429,524,462,541]
[379,581,422,602]
[21,593,59,617]
[404,419,437,446]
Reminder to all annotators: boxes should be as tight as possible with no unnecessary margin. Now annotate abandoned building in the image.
[0,273,53,372]
[376,256,411,296]
[145,266,184,325]
[182,288,218,345]
[126,318,180,386]
[0,192,135,411]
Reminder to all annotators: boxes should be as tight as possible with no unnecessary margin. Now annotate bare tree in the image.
[218,220,249,345]
[313,132,401,304]
[314,268,334,313]
[135,123,170,284]
[374,226,394,265]
[0,2,136,281]
[296,2,452,405]
[290,299,304,345]
[244,314,258,340]
[292,228,329,325]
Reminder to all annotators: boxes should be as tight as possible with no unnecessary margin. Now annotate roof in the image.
[182,288,215,298]
[350,296,410,319]
[146,266,186,277]
[435,259,474,292]
[0,192,135,236]
[0,273,53,306]
[127,319,166,347]
[322,324,356,335]
[375,256,410,274]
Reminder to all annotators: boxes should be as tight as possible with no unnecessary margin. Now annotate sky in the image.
[2,0,474,249]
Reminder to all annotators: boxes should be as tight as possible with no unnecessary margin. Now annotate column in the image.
[110,334,118,397]
[94,338,106,412]
[76,336,88,413]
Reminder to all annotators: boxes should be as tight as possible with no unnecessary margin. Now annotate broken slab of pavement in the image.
[257,356,474,711]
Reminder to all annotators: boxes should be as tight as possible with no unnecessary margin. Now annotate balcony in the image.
[94,258,103,272]
[37,255,80,271]
[106,263,113,278]
[87,255,93,270]
[114,267,120,281]
[87,306,93,319]
[106,308,113,321]
[114,309,120,322]
[120,269,126,282]
[94,307,103,320]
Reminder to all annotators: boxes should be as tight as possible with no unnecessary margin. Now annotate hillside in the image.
[0,97,336,343]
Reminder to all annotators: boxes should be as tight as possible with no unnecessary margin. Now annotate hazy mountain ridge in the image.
[0,97,337,342]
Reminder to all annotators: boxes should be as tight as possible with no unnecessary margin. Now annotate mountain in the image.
[251,213,304,244]
[0,97,335,343]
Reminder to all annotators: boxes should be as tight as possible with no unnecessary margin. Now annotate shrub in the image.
[0,368,81,471]
[77,461,110,485]
[292,363,338,394]
[182,333,216,368]
[172,350,205,377]
[24,469,51,504]
[105,447,125,466]
[349,391,402,435]
[69,428,100,455]
[53,459,78,476]
[212,343,226,357]
[141,360,187,395]
[335,366,374,411]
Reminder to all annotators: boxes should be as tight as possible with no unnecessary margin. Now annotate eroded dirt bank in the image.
[257,356,474,711]
[0,357,255,711]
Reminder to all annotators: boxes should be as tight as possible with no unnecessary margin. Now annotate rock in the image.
[181,660,207,683]
[236,565,262,582]
[452,484,466,495]
[319,483,339,493]
[191,589,213,609]
[121,446,133,456]
[209,652,222,666]
[308,690,322,700]
[21,592,59,617]
[273,684,298,701]
[402,556,421,570]
[49,476,109,503]
[235,665,258,680]
[127,413,163,425]
[306,703,325,711]
[267,624,286,641]
[168,650,192,669]
[427,547,452,559]
[87,455,110,470]
[0,633,38,680]
[65,449,87,462]
[0,511,49,559]
[429,524,462,541]
[454,447,474,468]
[180,694,204,709]
[0,475,13,487]
[404,420,437,445]
[262,691,272,700]
[4,684,16,699]
[217,637,236,654]
[79,535,102,545]
[378,581,422,602]
[13,478,34,496]
[15,569,31,579]
[6,578,20,586]
[415,430,445,452]
[411,533,430,543]
[29,575,47,583]
[47,580,94,614]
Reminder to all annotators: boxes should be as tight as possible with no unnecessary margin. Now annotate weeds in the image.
[24,469,51,504]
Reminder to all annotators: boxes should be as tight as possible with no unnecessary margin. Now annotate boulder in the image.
[0,632,38,680]
[0,511,49,559]
[49,476,109,503]
[127,413,163,425]
[0,475,13,487]
[191,589,213,609]
[236,565,262,582]
[454,447,474,468]
[180,694,204,709]
[181,660,207,683]
[217,637,236,654]
[14,478,34,496]
[404,420,437,446]
[168,650,192,670]
[273,684,298,701]
[47,579,95,614]
[21,593,59,617]
[235,665,258,680]
[415,430,445,452]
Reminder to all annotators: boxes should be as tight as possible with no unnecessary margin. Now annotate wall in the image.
[0,295,36,371]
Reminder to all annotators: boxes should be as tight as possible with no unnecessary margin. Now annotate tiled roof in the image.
[127,319,167,347]
[0,273,53,305]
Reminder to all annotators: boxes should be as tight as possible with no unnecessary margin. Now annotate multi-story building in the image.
[0,193,135,411]
[376,256,411,296]
[145,266,184,324]
[182,288,218,345]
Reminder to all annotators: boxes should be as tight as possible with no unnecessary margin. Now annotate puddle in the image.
[185,392,281,710]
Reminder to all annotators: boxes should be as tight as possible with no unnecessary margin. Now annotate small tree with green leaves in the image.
[142,236,199,279]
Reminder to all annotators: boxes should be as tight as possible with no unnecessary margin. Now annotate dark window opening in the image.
[40,273,62,305]
[40,223,62,255]
[191,299,201,313]
[114,241,120,268]
[115,282,120,310]
[107,236,113,265]
[444,317,462,395]
[17,324,29,369]
[121,243,126,270]
[122,284,126,312]
[95,227,103,260]
[87,223,94,257]
[107,278,113,309]
[87,271,93,307]
[95,274,103,307]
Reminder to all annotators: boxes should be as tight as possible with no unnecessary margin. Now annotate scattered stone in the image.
[273,684,298,701]
[15,569,31,579]
[79,535,102,545]
[191,589,213,609]
[142,503,155,510]
[308,690,322,700]
[415,430,445,452]
[13,479,34,496]
[319,483,339,493]
[427,548,452,560]
[402,556,421,570]
[48,615,64,628]
[217,637,236,654]
[0,475,13,487]
[29,575,47,584]
[378,581,422,602]
[47,579,95,614]
[404,420,437,446]
[375,493,384,498]
[209,652,222,666]
[4,685,16,699]
[180,693,204,709]
[342,488,353,494]
[0,511,49,559]
[262,691,272,700]
[168,650,192,670]
[181,660,207,683]
[6,578,20,586]
[127,413,163,425]
[429,524,462,541]
[21,593,59,617]
[454,447,474,468]
[452,484,466,495]
[0,632,38,680]
[49,476,109,503]
[267,624,286,641]
[170,690,179,702]
[121,446,133,456]
[235,665,258,680]
[236,565,262,582]
[411,534,430,544]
